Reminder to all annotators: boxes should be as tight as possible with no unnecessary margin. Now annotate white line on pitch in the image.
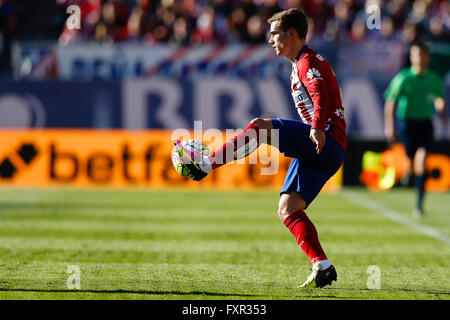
[342,190,450,246]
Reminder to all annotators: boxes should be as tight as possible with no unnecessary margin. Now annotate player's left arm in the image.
[434,97,447,127]
[432,74,447,127]
[298,57,330,154]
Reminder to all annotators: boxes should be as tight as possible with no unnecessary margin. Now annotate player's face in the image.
[410,46,429,70]
[268,21,291,57]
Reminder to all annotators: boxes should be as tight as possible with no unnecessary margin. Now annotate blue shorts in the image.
[271,118,345,208]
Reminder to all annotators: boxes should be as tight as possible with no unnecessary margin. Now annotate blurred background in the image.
[0,0,449,191]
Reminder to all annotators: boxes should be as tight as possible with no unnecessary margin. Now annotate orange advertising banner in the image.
[0,129,342,191]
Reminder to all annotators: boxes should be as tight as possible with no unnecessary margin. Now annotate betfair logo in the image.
[0,143,38,179]
[0,139,164,184]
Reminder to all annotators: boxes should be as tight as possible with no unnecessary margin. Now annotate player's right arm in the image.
[384,99,396,144]
[383,71,404,144]
[297,56,331,154]
[434,97,447,127]
[431,73,447,128]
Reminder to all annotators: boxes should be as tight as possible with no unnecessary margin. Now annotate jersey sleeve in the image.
[384,71,405,101]
[297,57,330,131]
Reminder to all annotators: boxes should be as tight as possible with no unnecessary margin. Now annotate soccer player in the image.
[176,8,346,288]
[384,41,447,218]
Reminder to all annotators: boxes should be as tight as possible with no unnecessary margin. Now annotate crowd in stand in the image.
[1,0,448,45]
[57,0,449,45]
[0,0,448,74]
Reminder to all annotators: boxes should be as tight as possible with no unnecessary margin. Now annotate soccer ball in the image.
[172,139,210,179]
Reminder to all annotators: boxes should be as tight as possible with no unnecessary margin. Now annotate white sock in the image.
[317,259,331,270]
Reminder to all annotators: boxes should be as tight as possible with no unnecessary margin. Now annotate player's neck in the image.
[287,39,307,63]
[411,65,427,75]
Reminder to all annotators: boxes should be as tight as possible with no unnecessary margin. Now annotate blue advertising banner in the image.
[0,80,122,128]
[1,76,449,140]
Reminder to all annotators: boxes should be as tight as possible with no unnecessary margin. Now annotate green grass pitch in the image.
[0,187,448,300]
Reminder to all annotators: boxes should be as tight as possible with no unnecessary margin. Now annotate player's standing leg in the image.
[278,192,336,288]
[412,147,427,217]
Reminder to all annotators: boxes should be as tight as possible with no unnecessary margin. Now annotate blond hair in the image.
[267,8,308,39]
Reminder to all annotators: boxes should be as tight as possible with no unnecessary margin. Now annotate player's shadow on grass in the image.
[0,287,258,297]
[324,287,450,295]
[0,202,138,210]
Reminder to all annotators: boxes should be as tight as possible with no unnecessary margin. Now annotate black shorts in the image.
[397,119,433,158]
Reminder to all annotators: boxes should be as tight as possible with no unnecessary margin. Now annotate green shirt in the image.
[384,67,444,120]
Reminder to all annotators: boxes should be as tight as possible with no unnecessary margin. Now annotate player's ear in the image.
[289,29,295,38]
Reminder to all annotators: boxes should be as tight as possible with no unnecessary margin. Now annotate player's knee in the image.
[250,118,271,130]
[413,148,427,175]
[277,206,291,222]
[278,204,306,221]
[278,193,306,221]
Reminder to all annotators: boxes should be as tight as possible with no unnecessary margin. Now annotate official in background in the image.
[384,41,447,218]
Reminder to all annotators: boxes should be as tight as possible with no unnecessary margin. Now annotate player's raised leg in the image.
[209,118,273,169]
[177,118,274,181]
[278,191,337,288]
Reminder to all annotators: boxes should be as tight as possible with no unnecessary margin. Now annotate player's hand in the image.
[385,126,395,145]
[310,128,326,155]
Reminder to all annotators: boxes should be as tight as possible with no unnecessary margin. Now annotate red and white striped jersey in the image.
[290,46,347,151]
